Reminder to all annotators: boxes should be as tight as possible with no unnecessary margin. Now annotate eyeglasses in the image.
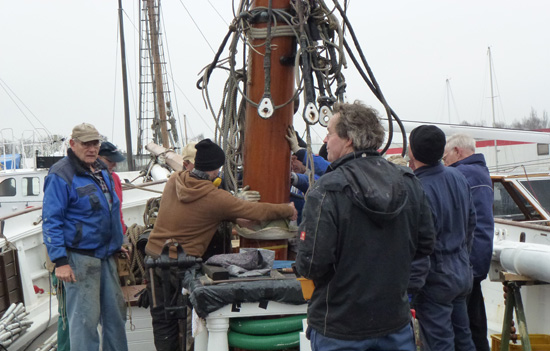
[78,140,100,148]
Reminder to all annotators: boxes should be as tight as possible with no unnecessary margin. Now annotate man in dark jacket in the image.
[444,133,494,351]
[409,125,476,351]
[296,101,435,351]
[43,123,127,351]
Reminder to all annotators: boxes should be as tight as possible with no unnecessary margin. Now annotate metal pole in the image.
[488,47,498,171]
[446,78,451,123]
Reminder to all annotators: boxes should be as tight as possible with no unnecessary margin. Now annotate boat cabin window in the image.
[493,180,543,221]
[537,143,549,156]
[22,177,40,196]
[519,179,550,213]
[0,178,16,197]
[493,182,523,219]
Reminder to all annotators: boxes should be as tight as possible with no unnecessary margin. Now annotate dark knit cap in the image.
[194,139,225,171]
[294,149,307,163]
[409,125,446,165]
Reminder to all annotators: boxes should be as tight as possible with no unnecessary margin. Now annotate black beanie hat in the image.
[294,149,307,163]
[409,125,446,165]
[194,139,225,171]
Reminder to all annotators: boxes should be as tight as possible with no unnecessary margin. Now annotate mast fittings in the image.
[302,102,319,125]
[258,97,274,119]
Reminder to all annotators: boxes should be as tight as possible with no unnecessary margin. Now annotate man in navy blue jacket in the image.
[409,125,476,351]
[43,123,127,351]
[444,133,494,351]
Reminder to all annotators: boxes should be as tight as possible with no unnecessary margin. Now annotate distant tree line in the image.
[461,108,550,130]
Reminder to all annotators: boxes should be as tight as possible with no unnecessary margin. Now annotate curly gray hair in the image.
[332,101,385,150]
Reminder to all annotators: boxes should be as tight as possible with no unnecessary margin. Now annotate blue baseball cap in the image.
[99,141,126,163]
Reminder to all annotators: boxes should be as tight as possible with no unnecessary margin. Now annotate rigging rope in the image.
[197,0,409,188]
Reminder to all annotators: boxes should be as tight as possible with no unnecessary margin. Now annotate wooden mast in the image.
[241,0,295,259]
[118,0,134,171]
[146,0,170,149]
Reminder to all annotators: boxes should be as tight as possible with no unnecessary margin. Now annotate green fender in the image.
[229,314,306,335]
[228,330,300,350]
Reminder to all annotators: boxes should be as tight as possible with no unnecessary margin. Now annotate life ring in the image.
[230,314,306,335]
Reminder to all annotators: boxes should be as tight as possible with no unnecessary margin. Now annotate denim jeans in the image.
[65,252,128,351]
[310,323,415,351]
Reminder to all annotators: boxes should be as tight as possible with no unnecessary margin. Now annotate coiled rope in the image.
[198,0,410,181]
[127,223,147,284]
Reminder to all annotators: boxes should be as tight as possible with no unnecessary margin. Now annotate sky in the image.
[1,0,549,153]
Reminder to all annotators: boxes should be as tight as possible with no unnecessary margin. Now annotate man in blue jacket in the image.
[296,102,435,351]
[409,125,476,351]
[42,123,127,351]
[286,127,330,226]
[444,133,494,351]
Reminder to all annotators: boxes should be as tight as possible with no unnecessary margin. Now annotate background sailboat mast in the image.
[118,0,134,171]
[183,114,188,145]
[488,46,498,170]
[446,78,451,123]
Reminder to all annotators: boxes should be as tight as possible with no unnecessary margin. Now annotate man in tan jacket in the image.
[145,138,297,351]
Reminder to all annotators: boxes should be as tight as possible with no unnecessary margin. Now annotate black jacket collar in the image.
[326,149,380,174]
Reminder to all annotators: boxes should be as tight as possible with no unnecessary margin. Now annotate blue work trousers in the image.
[309,323,415,351]
[65,252,128,351]
[467,277,490,351]
[416,293,474,351]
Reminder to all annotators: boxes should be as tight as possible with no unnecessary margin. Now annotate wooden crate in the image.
[491,334,550,351]
[0,249,24,315]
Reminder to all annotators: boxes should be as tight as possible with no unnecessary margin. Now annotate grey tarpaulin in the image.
[184,274,306,318]
[205,248,274,277]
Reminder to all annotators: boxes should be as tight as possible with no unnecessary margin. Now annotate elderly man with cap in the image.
[42,123,128,351]
[144,138,297,351]
[408,125,476,351]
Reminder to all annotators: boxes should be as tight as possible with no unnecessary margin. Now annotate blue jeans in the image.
[310,324,415,351]
[65,252,128,351]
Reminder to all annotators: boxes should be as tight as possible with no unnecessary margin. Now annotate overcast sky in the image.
[1,0,549,152]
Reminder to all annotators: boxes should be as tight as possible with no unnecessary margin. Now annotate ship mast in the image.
[117,0,134,171]
[146,0,169,149]
[240,0,296,259]
[137,0,180,157]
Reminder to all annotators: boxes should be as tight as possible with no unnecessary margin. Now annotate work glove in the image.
[236,185,261,202]
[290,172,299,186]
[285,126,301,153]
